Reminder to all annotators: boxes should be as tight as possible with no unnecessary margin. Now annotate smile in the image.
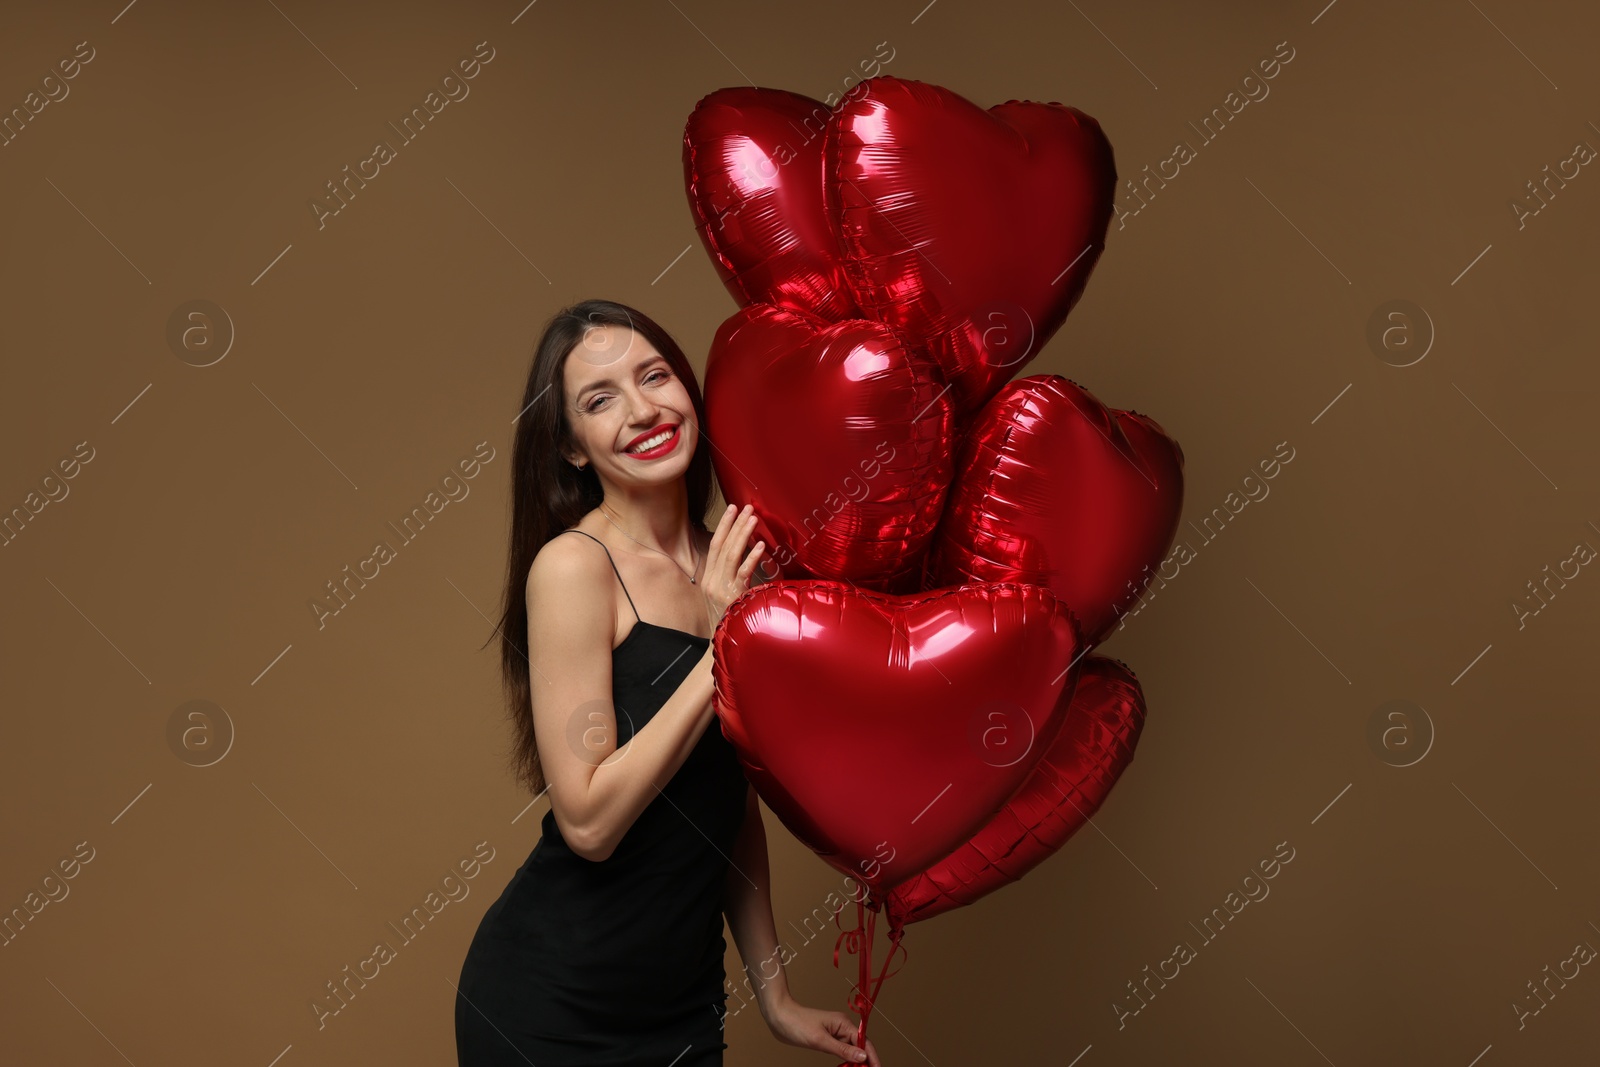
[623,424,680,459]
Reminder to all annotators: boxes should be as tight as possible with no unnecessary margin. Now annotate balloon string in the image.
[831,891,908,1063]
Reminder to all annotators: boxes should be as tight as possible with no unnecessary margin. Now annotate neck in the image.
[600,477,694,557]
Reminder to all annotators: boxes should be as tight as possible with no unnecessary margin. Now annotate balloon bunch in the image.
[683,75,1184,1056]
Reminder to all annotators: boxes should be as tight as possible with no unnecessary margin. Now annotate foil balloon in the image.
[712,580,1086,893]
[705,302,956,592]
[684,87,861,321]
[885,655,1147,929]
[925,375,1185,646]
[827,76,1119,416]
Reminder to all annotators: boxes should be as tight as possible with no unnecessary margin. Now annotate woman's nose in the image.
[625,389,660,424]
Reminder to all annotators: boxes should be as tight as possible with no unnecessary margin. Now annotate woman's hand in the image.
[764,993,882,1066]
[702,503,765,630]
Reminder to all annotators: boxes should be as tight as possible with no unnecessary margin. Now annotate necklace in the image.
[597,503,700,584]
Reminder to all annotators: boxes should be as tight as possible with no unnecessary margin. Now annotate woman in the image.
[456,299,882,1066]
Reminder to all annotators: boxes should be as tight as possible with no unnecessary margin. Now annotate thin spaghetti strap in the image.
[561,529,641,623]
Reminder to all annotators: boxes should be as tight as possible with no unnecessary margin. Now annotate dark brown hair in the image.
[491,299,715,796]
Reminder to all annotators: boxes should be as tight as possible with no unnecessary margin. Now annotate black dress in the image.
[455,530,750,1066]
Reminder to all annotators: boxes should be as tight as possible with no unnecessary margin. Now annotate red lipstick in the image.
[622,422,681,459]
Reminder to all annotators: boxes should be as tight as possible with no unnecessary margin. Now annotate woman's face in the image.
[561,324,699,486]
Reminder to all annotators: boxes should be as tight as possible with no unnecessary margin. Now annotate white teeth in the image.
[627,427,674,453]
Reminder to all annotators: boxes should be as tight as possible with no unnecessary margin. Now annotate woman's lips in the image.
[623,424,680,459]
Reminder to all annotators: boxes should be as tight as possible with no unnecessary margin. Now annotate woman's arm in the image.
[724,783,790,1012]
[530,505,761,863]
[723,783,880,1065]
[526,537,718,862]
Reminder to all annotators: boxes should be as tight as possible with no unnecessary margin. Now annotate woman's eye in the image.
[585,370,664,412]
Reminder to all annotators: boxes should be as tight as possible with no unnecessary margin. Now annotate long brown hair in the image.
[491,299,716,796]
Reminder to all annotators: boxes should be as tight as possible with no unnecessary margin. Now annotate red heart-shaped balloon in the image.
[925,375,1185,646]
[684,87,861,321]
[885,654,1147,929]
[712,580,1086,892]
[705,302,957,592]
[827,76,1118,415]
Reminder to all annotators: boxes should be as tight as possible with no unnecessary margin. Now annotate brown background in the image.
[3,0,1597,1063]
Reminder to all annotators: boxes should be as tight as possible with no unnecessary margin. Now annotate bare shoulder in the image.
[530,529,604,583]
[526,531,615,632]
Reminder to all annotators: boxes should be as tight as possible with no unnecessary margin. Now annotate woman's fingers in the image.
[823,1014,868,1063]
[737,541,765,583]
[702,504,764,629]
[710,505,749,566]
[718,506,756,584]
[706,503,737,564]
[708,505,744,590]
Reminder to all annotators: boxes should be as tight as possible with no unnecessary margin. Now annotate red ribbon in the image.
[831,891,907,1063]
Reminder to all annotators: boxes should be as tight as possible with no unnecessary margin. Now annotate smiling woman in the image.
[455,299,877,1067]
